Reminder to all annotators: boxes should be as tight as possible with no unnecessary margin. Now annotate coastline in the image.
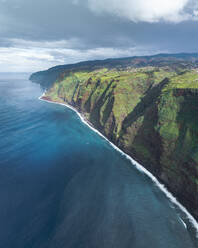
[39,93,198,238]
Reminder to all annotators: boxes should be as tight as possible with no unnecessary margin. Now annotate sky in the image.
[1,0,198,72]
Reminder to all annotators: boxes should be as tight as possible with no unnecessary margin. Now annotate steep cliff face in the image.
[42,66,198,220]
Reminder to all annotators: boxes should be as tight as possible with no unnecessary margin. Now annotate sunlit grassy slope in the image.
[45,66,198,220]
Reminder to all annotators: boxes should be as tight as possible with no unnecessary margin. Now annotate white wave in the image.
[39,94,198,238]
[180,218,187,229]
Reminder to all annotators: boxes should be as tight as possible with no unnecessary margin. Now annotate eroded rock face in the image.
[35,65,198,220]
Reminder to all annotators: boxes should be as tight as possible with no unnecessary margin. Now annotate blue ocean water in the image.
[0,73,198,248]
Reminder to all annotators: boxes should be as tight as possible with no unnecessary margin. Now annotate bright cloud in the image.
[87,0,198,23]
[0,39,164,72]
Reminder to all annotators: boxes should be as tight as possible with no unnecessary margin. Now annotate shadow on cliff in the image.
[119,78,169,174]
[171,89,198,219]
[88,80,116,131]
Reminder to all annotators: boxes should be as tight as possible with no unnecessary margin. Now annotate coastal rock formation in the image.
[31,55,198,220]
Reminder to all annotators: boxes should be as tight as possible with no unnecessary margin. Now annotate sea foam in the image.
[39,94,198,237]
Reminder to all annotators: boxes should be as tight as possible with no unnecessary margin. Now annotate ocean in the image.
[0,73,198,248]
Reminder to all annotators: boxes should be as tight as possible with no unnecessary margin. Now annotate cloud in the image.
[0,39,164,72]
[10,38,84,49]
[1,0,198,72]
[87,0,198,23]
[0,47,55,72]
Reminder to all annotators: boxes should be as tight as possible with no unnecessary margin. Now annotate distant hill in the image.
[30,53,198,89]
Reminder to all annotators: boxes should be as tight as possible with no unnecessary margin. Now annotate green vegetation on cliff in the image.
[43,65,198,220]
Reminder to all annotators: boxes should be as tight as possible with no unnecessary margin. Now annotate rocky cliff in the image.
[31,56,198,220]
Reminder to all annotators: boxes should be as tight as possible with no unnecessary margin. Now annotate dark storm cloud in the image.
[0,0,123,47]
[0,0,198,71]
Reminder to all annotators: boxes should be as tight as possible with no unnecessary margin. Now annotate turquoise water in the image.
[0,73,198,248]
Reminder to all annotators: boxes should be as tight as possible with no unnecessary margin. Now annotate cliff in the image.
[31,55,198,220]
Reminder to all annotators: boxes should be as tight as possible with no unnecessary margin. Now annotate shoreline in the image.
[39,93,198,238]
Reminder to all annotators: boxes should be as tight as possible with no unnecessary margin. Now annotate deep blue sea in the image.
[0,73,198,248]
